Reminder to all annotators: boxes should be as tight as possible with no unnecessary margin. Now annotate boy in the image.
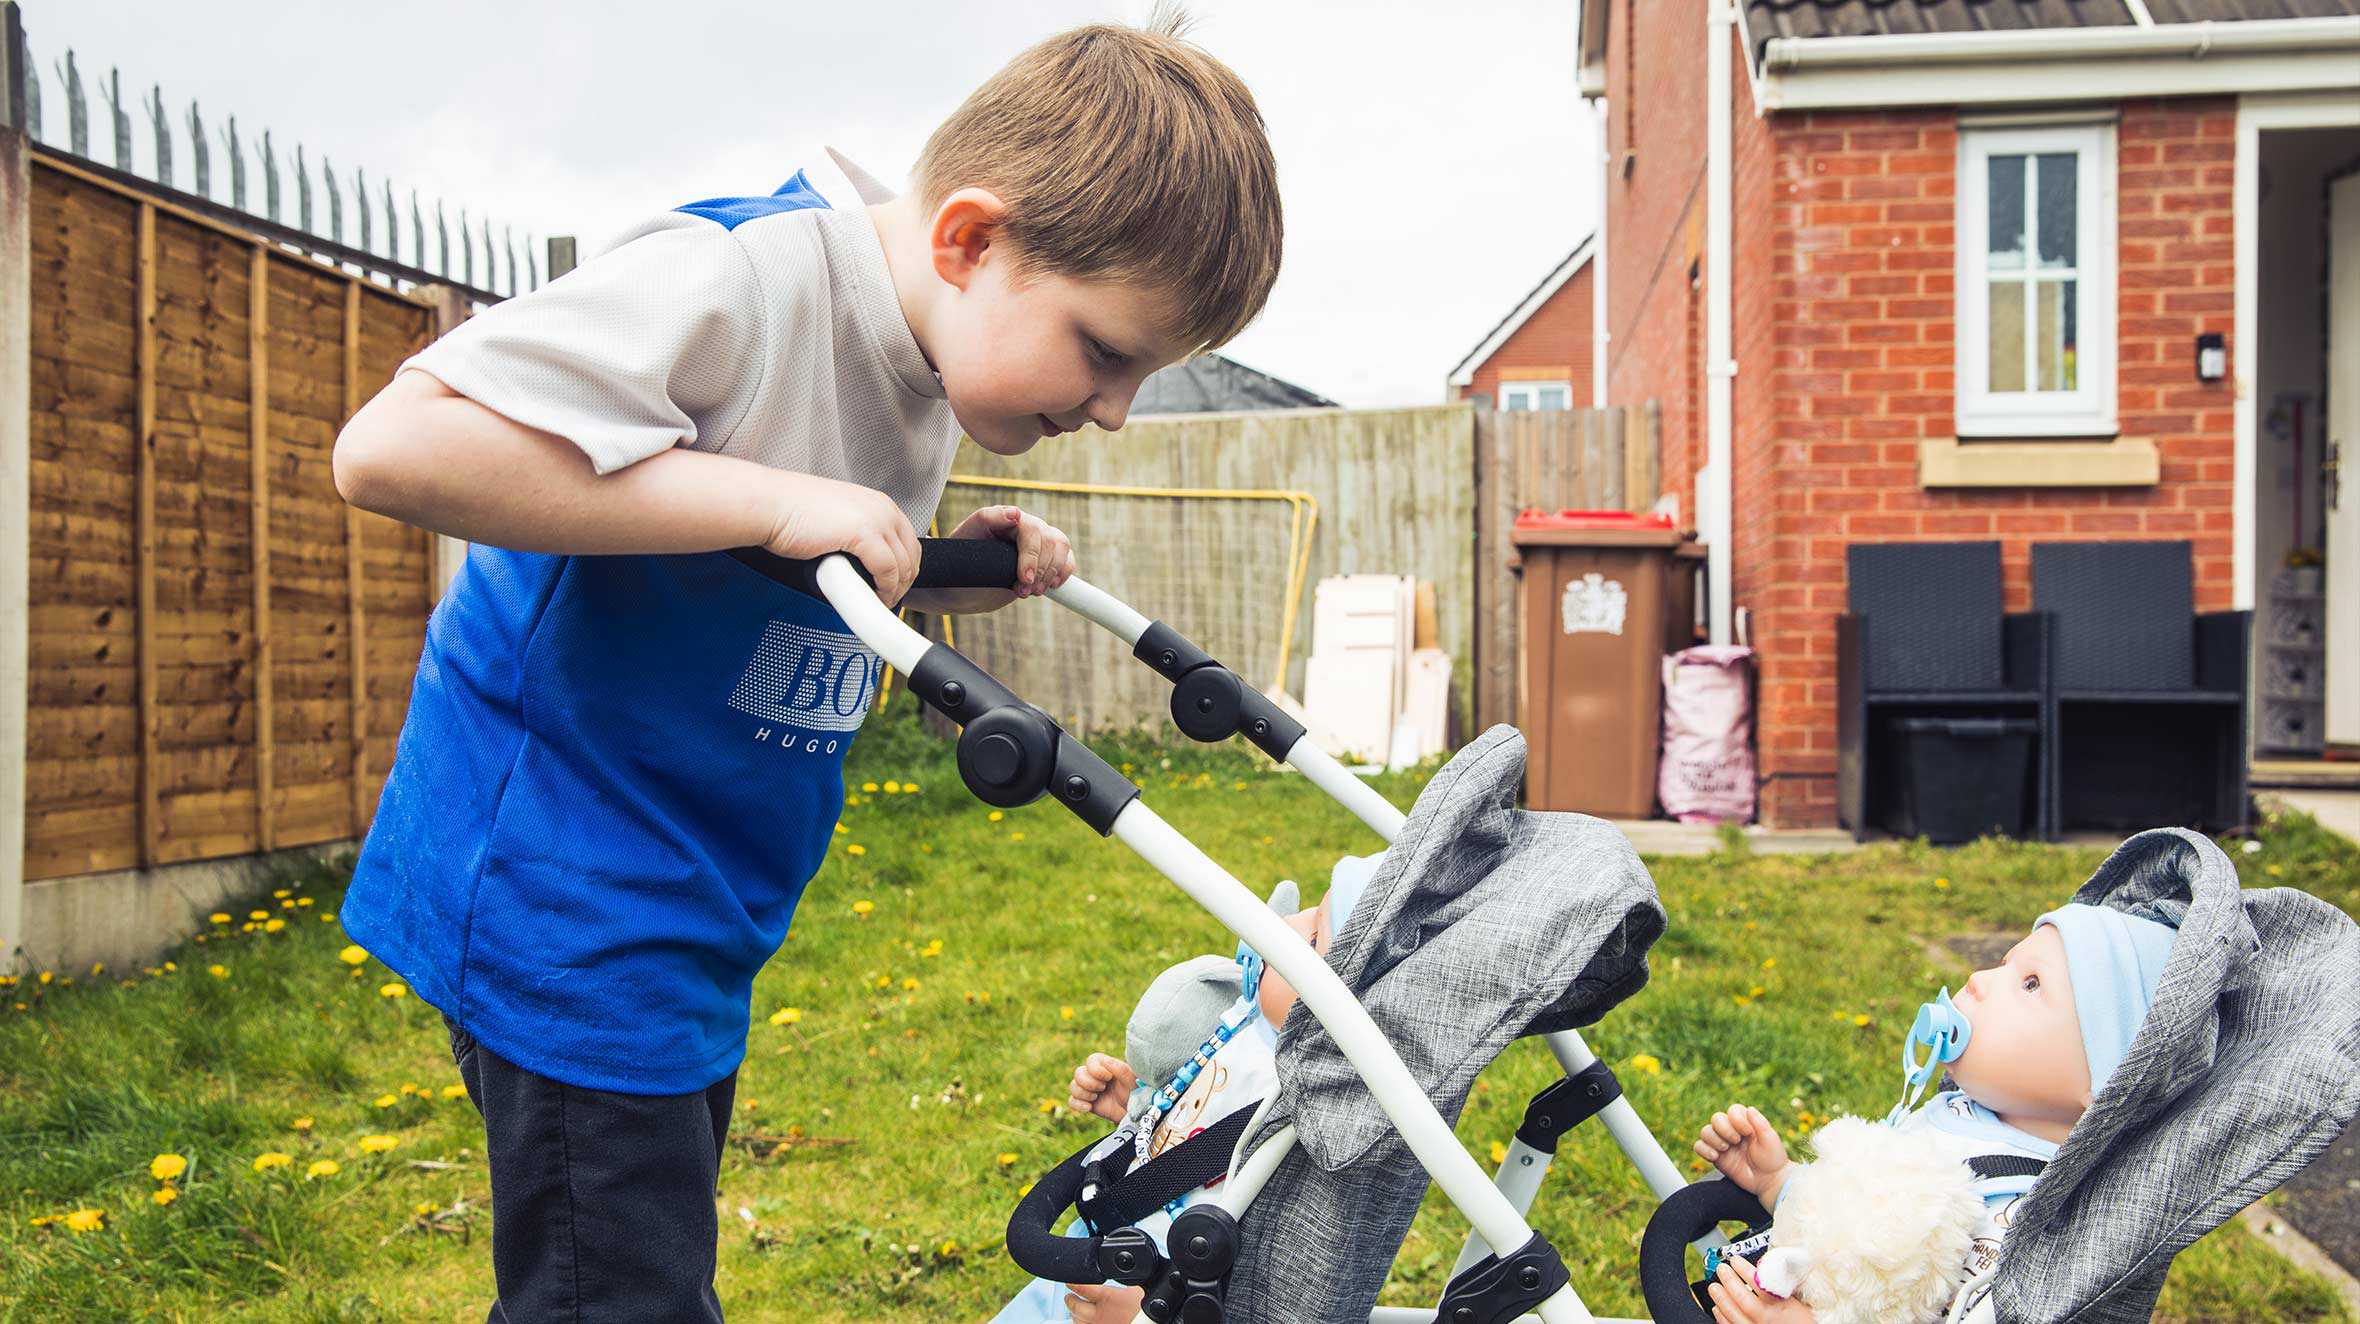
[330,14,1281,1320]
[1694,902,2177,1324]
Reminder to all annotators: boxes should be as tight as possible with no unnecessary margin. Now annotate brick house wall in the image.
[1458,263,1597,407]
[1606,18,2239,826]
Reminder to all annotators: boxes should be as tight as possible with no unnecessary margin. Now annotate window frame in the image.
[1955,121,2118,439]
[1501,379,1574,412]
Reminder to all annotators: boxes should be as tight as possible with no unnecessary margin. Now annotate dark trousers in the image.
[444,1013,737,1322]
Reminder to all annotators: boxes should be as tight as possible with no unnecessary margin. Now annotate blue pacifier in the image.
[1232,939,1267,1005]
[1887,987,1973,1124]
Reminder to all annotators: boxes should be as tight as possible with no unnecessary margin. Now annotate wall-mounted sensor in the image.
[2196,332,2226,382]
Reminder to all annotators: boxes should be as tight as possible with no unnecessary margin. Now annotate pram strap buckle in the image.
[1433,1231,1571,1324]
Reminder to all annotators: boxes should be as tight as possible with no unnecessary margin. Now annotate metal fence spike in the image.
[482,216,496,294]
[324,153,342,244]
[435,198,448,279]
[144,83,168,187]
[295,143,311,235]
[262,128,280,223]
[412,190,425,274]
[222,115,244,211]
[104,66,129,172]
[459,207,473,286]
[384,180,397,266]
[186,99,209,199]
[526,232,540,290]
[504,225,519,298]
[356,168,370,254]
[56,50,85,157]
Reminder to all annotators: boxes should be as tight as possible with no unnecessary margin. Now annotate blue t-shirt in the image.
[341,174,946,1095]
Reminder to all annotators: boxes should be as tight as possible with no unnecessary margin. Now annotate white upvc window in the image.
[1956,122,2117,438]
[1501,380,1573,411]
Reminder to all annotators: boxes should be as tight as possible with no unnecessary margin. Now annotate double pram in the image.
[736,538,2360,1324]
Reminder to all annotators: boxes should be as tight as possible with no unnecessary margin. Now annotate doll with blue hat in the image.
[992,854,1379,1324]
[1692,899,2180,1324]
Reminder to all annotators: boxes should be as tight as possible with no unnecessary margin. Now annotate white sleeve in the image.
[402,216,768,475]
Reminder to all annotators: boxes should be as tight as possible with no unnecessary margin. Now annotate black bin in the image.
[1884,717,2038,844]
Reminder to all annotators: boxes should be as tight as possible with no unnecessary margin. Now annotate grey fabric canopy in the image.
[1974,828,2360,1322]
[1224,725,1665,1321]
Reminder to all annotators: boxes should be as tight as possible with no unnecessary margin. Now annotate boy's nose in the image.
[1085,391,1132,433]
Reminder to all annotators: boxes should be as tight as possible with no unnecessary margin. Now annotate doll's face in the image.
[1948,924,2093,1126]
[1255,896,1335,1027]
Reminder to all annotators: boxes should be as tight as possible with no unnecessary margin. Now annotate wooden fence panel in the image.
[940,405,1476,740]
[21,154,441,881]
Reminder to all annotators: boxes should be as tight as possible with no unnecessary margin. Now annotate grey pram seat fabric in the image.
[1224,725,1665,1321]
[1973,828,2360,1323]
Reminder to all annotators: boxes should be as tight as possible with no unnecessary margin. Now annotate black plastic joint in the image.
[1514,1060,1624,1154]
[1167,1204,1239,1280]
[1135,621,1218,682]
[1433,1232,1572,1324]
[1050,738,1140,837]
[909,644,1021,726]
[1232,687,1307,762]
[1096,1226,1166,1287]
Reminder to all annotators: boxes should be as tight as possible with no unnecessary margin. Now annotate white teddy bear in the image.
[1751,1116,1984,1324]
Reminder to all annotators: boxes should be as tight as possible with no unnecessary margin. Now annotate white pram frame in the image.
[766,545,1698,1324]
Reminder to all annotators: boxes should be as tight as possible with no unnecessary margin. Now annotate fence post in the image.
[1,11,32,969]
[418,284,471,601]
[1471,400,1518,736]
[0,1,24,133]
[547,235,576,280]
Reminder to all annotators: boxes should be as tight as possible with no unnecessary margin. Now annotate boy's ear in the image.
[929,187,1010,291]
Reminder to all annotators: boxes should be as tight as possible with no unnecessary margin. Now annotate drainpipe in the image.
[1592,95,1610,412]
[1704,0,1736,644]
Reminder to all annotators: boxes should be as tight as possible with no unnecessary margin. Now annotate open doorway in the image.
[2253,125,2360,778]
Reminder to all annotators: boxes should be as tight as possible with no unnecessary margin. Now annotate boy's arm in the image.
[336,369,922,603]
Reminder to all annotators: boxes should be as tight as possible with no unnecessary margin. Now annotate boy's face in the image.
[1948,924,2093,1125]
[912,189,1192,456]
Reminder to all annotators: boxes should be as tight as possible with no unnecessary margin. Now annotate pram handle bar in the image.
[783,551,1589,1324]
[728,537,1020,600]
[1638,1179,1770,1324]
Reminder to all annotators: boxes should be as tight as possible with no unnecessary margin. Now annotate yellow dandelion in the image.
[2266,863,2285,877]
[163,961,176,972]
[273,888,292,899]
[338,946,369,966]
[1234,781,1247,791]
[940,1238,960,1257]
[768,1007,803,1026]
[905,783,920,794]
[415,1201,438,1216]
[207,965,228,979]
[997,1151,1019,1168]
[1733,994,1754,1008]
[379,982,409,999]
[987,810,1005,823]
[305,1159,340,1179]
[374,1094,398,1109]
[851,899,875,917]
[833,823,849,835]
[399,1082,419,1096]
[846,843,866,856]
[1059,1005,1075,1021]
[291,1116,314,1132]
[280,898,298,910]
[862,782,880,793]
[874,974,893,990]
[252,1152,293,1172]
[1038,1099,1059,1114]
[920,939,943,958]
[1009,832,1025,842]
[320,914,336,922]
[248,909,269,921]
[151,1186,178,1206]
[208,913,230,925]
[884,780,902,794]
[63,1208,105,1233]
[1934,877,1952,890]
[263,918,286,933]
[1629,1053,1664,1075]
[357,1135,399,1154]
[1749,984,1766,998]
[1852,1014,1872,1027]
[37,971,52,984]
[149,1154,187,1182]
[296,897,314,907]
[441,1084,468,1100]
[1761,957,1777,971]
[900,977,919,991]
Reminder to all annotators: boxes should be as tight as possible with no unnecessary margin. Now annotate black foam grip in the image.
[1639,1179,1769,1324]
[728,538,1020,600]
[1005,1137,1106,1285]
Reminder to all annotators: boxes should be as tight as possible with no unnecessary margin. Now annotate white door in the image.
[2329,173,2360,746]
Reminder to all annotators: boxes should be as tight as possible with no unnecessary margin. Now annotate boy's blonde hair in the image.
[912,9,1281,355]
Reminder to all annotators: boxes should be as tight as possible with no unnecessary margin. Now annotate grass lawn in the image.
[4,705,2355,1322]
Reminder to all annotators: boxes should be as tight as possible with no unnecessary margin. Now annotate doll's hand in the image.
[1695,1104,1790,1202]
[1709,1254,1817,1324]
[1064,1281,1146,1322]
[1068,1053,1138,1124]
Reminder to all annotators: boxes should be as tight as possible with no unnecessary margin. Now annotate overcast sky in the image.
[28,2,1598,407]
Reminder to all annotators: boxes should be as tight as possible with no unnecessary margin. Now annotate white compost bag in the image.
[1659,645,1755,823]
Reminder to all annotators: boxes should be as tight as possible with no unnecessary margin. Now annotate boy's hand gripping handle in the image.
[728,538,1020,600]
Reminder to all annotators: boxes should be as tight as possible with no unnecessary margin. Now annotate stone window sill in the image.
[1918,437,2159,489]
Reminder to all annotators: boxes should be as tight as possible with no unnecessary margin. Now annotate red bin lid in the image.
[1512,508,1675,530]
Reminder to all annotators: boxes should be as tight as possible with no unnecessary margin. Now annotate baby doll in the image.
[1694,902,2178,1324]
[993,855,1378,1324]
